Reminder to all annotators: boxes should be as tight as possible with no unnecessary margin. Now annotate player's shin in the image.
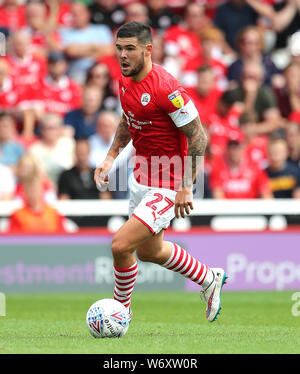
[161,242,214,288]
[113,261,138,311]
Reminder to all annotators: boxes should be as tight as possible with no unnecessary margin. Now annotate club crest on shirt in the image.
[168,90,184,108]
[141,93,151,106]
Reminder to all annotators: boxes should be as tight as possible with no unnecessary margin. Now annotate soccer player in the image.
[94,22,227,323]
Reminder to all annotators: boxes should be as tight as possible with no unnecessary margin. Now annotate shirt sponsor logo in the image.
[141,93,151,106]
[168,90,184,108]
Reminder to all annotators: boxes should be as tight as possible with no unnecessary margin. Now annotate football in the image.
[86,298,129,338]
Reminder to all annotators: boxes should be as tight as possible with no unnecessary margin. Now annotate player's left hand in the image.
[94,159,113,190]
[174,186,194,219]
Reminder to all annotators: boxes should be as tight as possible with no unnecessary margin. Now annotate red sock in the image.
[162,243,213,288]
[113,261,138,309]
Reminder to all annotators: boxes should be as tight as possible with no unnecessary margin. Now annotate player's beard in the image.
[121,52,145,78]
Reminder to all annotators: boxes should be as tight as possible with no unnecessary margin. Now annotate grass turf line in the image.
[0,291,299,354]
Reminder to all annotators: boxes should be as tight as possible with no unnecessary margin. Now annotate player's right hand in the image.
[94,159,113,190]
[174,186,194,219]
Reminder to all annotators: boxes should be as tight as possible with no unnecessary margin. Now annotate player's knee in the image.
[111,235,132,257]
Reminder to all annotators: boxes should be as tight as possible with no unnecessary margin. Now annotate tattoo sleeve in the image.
[107,114,132,159]
[178,116,207,187]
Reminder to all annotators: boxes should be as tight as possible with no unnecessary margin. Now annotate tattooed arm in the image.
[179,115,207,187]
[175,116,207,218]
[106,114,132,159]
[94,114,131,188]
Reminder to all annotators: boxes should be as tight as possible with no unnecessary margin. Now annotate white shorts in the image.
[128,174,177,235]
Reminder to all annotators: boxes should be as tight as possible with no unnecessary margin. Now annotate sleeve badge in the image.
[168,90,185,109]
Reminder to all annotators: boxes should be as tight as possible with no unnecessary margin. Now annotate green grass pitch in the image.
[0,291,299,354]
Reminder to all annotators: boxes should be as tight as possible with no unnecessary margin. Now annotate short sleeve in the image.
[158,81,198,127]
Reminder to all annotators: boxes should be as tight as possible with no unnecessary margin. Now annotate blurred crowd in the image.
[1,0,300,232]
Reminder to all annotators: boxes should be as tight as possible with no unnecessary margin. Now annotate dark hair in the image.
[220,90,237,107]
[0,111,14,121]
[116,21,152,44]
[197,64,213,74]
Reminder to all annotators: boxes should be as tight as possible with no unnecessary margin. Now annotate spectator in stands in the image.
[5,30,47,91]
[228,25,281,87]
[89,0,126,30]
[225,60,283,134]
[214,0,258,50]
[151,33,181,80]
[0,112,24,169]
[146,0,181,32]
[0,163,16,200]
[33,51,82,119]
[164,2,210,73]
[0,57,30,113]
[124,2,150,24]
[24,0,61,56]
[45,0,73,28]
[180,25,229,89]
[198,25,230,91]
[245,0,300,52]
[0,0,27,32]
[13,152,57,205]
[4,31,48,139]
[88,110,130,199]
[28,113,75,187]
[209,132,273,199]
[285,121,300,169]
[59,2,114,83]
[266,136,300,198]
[185,65,223,126]
[8,176,68,233]
[205,90,243,156]
[204,0,227,20]
[88,110,119,168]
[238,110,269,168]
[64,84,103,140]
[96,52,121,98]
[273,61,300,120]
[58,137,112,200]
[85,62,119,113]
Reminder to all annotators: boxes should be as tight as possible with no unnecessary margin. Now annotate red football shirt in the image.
[0,76,32,111]
[0,5,26,31]
[209,155,271,199]
[206,107,242,155]
[5,54,47,90]
[186,85,223,125]
[164,25,203,68]
[32,76,82,117]
[244,136,268,169]
[119,64,198,190]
